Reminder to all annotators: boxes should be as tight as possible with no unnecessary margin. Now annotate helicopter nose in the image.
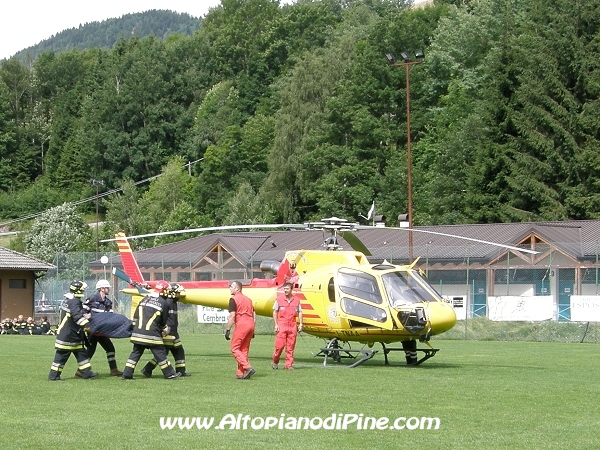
[428,301,457,335]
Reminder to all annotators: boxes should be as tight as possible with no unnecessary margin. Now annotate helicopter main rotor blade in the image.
[100,223,306,242]
[339,231,372,256]
[368,226,539,255]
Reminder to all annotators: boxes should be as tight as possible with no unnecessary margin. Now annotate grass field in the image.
[2,333,599,449]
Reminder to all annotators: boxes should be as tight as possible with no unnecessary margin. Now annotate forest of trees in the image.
[12,10,201,61]
[0,0,599,258]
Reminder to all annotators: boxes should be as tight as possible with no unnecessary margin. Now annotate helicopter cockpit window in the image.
[382,271,440,307]
[340,297,387,323]
[337,269,382,304]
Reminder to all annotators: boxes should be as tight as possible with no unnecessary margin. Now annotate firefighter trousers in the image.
[143,342,187,375]
[123,344,176,379]
[48,349,95,380]
[87,335,118,370]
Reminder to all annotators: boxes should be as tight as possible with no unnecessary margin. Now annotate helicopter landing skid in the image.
[316,338,378,368]
[380,343,439,366]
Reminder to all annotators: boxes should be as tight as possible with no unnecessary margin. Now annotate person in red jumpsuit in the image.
[272,282,303,370]
[225,281,256,379]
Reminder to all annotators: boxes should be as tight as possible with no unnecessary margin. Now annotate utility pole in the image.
[87,178,105,257]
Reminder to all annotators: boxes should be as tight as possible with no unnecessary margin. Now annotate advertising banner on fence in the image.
[487,296,554,321]
[443,295,467,320]
[197,306,229,324]
[570,295,600,322]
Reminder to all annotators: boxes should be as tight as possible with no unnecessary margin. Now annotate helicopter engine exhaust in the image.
[260,260,281,277]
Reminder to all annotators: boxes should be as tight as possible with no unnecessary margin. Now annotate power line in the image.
[0,173,161,228]
[0,158,204,229]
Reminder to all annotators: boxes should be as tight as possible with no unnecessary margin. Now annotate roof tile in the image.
[0,247,55,270]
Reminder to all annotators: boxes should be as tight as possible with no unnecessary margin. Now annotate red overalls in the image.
[231,292,255,377]
[273,294,301,369]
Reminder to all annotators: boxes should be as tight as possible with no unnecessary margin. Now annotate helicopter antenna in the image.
[358,201,375,226]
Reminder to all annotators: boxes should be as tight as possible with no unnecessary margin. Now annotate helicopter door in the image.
[335,268,394,330]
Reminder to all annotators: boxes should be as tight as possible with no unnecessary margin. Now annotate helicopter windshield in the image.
[381,270,440,307]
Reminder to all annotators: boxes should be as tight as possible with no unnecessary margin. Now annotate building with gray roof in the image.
[95,220,600,322]
[0,247,55,319]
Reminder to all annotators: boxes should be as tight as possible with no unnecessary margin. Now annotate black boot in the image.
[121,367,135,380]
[141,362,154,378]
[48,370,64,381]
[402,340,418,365]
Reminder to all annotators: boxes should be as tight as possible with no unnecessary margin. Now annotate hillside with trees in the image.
[11,10,201,61]
[0,0,599,259]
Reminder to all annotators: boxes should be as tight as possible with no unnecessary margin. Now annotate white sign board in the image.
[570,295,600,322]
[443,295,467,320]
[197,306,229,324]
[487,296,554,321]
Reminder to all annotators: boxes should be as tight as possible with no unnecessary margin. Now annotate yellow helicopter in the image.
[109,217,514,367]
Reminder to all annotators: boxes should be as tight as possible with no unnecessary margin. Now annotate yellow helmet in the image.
[69,280,88,298]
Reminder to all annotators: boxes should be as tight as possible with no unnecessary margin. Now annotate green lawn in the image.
[2,334,599,449]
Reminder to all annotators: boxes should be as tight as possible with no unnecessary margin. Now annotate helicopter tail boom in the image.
[115,232,145,285]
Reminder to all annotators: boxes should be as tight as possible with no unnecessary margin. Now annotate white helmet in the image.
[96,279,111,290]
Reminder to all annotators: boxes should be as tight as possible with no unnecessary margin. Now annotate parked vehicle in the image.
[34,295,60,313]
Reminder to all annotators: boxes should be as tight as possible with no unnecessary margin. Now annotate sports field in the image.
[2,334,598,449]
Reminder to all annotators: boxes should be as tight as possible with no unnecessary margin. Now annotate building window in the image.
[9,279,26,289]
[177,272,191,282]
[494,268,547,284]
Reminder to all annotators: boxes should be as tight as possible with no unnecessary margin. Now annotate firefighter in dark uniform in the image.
[39,316,54,335]
[121,281,180,380]
[1,318,13,334]
[3,318,17,334]
[15,315,28,335]
[141,283,190,377]
[82,279,123,376]
[48,281,98,380]
[26,317,41,335]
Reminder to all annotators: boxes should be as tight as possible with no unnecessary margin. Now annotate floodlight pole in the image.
[389,53,423,262]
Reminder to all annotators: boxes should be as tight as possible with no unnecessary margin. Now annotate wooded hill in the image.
[12,10,201,61]
[0,0,599,255]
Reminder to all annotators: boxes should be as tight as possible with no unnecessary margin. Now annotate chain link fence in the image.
[440,317,600,343]
[35,249,600,343]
